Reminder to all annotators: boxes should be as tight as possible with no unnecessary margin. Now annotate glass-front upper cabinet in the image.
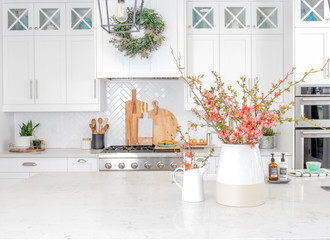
[34,3,65,35]
[2,4,34,36]
[187,2,219,34]
[295,0,330,27]
[219,2,251,34]
[251,2,283,34]
[66,3,94,35]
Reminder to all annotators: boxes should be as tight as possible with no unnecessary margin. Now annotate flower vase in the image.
[216,144,265,207]
[173,168,207,202]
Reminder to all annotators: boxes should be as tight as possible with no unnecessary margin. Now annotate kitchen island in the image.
[0,172,329,239]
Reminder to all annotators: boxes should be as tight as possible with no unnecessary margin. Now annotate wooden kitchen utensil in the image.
[125,89,148,145]
[148,100,178,145]
[98,118,103,133]
[137,104,153,145]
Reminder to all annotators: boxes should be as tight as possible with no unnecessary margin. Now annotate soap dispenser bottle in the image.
[278,153,288,181]
[269,153,278,181]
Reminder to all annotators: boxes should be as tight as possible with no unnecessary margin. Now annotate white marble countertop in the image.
[0,148,102,158]
[0,172,329,239]
[0,147,291,158]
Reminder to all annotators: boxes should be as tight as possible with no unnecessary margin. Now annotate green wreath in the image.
[110,8,165,58]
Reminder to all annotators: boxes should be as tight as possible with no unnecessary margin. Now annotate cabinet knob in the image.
[29,27,32,30]
[253,25,256,28]
[326,18,330,22]
[187,25,192,28]
[34,27,38,30]
[247,25,251,28]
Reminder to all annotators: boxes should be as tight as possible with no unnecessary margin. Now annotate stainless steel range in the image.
[99,145,182,171]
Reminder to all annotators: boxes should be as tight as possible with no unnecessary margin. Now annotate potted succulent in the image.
[15,121,40,149]
[259,127,276,149]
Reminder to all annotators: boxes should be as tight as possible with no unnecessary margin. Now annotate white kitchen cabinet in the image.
[2,1,102,112]
[186,35,219,108]
[67,36,97,104]
[67,158,98,172]
[0,158,67,172]
[252,35,284,103]
[3,36,34,105]
[2,3,33,36]
[295,0,330,27]
[219,1,283,34]
[219,34,251,100]
[187,1,219,34]
[96,0,185,78]
[34,3,65,36]
[66,2,94,35]
[295,28,330,82]
[34,36,66,104]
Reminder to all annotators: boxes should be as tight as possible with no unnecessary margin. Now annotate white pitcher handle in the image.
[172,167,184,190]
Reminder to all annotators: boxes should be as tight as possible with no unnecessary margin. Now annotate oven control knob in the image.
[144,162,151,169]
[105,163,112,169]
[157,161,164,169]
[118,162,125,169]
[131,162,138,169]
[170,162,178,169]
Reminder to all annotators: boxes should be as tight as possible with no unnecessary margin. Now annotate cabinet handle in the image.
[30,80,33,99]
[328,59,330,79]
[22,162,37,166]
[78,159,87,163]
[36,80,38,99]
[94,79,97,99]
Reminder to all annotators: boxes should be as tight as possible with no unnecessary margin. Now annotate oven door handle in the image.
[302,130,330,135]
[301,97,330,101]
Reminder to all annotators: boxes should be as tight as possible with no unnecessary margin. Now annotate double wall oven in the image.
[295,85,330,169]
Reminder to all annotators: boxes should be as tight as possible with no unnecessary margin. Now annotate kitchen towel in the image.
[289,168,330,177]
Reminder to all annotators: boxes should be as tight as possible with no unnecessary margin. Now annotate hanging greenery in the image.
[110,8,165,58]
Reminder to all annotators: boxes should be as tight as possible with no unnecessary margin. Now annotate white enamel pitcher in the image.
[172,168,207,202]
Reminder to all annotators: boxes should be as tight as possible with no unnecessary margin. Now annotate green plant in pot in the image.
[259,127,276,149]
[15,121,40,149]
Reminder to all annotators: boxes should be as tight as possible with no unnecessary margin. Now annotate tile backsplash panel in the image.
[14,80,209,148]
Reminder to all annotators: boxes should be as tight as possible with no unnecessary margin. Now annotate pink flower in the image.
[185,163,192,171]
[274,92,281,97]
[185,151,192,158]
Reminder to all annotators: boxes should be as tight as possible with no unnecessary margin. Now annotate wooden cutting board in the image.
[125,89,148,145]
[148,100,178,145]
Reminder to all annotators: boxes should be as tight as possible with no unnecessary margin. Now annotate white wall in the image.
[0,1,14,151]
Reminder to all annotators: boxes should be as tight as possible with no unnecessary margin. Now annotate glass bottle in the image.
[268,153,278,181]
[278,153,288,180]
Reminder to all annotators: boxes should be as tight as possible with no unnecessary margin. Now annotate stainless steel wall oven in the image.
[295,86,330,169]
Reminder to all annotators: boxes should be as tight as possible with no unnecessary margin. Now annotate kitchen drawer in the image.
[0,158,67,172]
[67,158,98,172]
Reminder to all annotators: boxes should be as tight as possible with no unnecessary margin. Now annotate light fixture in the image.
[98,0,144,34]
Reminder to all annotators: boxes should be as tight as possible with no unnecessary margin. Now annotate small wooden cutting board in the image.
[148,101,178,145]
[125,89,148,145]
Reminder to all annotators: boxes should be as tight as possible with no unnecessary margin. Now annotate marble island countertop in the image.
[0,172,329,239]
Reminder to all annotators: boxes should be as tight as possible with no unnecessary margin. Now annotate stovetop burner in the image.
[102,145,156,153]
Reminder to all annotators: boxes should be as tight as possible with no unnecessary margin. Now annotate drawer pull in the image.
[22,162,37,166]
[78,159,87,163]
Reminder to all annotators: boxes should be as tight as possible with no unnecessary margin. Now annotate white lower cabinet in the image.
[67,158,98,172]
[0,173,30,190]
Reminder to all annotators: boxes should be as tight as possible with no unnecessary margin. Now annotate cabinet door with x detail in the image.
[2,4,34,36]
[34,3,65,36]
[219,2,251,34]
[295,0,330,27]
[187,2,219,34]
[251,2,283,34]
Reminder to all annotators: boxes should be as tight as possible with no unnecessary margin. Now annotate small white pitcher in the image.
[173,168,207,202]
